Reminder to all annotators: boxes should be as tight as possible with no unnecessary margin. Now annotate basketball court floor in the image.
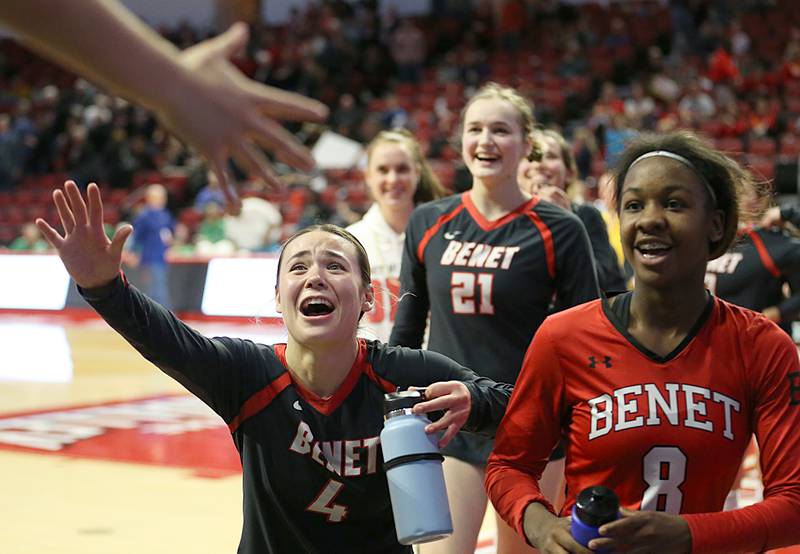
[0,311,796,554]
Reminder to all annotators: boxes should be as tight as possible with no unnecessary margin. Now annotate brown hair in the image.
[613,130,754,259]
[365,128,446,204]
[276,224,372,291]
[531,128,578,191]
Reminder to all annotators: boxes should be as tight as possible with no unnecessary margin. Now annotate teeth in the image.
[301,298,333,310]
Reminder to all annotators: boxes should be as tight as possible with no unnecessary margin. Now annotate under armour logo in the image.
[588,356,612,369]
[443,231,462,240]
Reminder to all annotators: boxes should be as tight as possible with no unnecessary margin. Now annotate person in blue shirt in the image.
[130,184,174,307]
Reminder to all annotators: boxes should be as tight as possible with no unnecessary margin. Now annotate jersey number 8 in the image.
[641,446,687,514]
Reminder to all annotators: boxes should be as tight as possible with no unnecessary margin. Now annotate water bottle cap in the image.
[574,486,619,527]
[383,390,425,417]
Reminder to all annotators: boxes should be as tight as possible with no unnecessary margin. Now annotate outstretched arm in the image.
[0,0,328,209]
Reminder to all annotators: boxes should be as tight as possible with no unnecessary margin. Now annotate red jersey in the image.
[486,294,800,553]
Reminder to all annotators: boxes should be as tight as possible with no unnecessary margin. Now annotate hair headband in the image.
[628,150,717,206]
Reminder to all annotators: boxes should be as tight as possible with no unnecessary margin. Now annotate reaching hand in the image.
[158,23,328,211]
[35,181,132,289]
[588,508,691,554]
[411,381,471,448]
[522,503,593,554]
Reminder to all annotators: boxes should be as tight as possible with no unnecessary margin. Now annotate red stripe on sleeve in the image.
[748,229,781,278]
[526,211,556,279]
[228,372,293,433]
[416,204,466,263]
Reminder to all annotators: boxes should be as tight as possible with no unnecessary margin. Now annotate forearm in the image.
[0,0,185,112]
[485,454,554,537]
[683,495,800,553]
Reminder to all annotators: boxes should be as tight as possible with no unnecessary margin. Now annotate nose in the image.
[636,201,666,232]
[477,127,493,146]
[304,264,328,289]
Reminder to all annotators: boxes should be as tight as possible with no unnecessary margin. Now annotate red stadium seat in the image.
[748,137,776,156]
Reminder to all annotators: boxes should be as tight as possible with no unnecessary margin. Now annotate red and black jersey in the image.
[486,294,800,553]
[80,276,511,554]
[390,192,599,463]
[706,226,800,333]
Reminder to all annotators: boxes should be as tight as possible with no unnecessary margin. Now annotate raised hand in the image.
[163,22,328,210]
[35,181,132,289]
[411,381,471,447]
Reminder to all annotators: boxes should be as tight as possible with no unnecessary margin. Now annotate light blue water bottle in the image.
[381,390,453,545]
[570,485,620,554]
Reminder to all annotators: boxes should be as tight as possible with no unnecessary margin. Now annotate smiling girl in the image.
[487,130,800,553]
[347,129,446,343]
[36,181,511,554]
[390,83,599,554]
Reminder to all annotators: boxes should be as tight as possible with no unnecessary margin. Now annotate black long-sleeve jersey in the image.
[389,192,599,463]
[573,203,627,293]
[80,276,512,554]
[705,226,800,334]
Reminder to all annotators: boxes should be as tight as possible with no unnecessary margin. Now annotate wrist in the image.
[523,501,557,547]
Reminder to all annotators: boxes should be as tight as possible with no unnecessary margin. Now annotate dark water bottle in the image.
[570,486,620,553]
[380,390,453,545]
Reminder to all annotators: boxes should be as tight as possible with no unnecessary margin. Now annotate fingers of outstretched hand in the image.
[53,189,75,234]
[251,117,315,170]
[211,157,241,215]
[251,83,329,123]
[64,181,89,227]
[109,224,133,260]
[86,183,104,228]
[232,142,283,192]
[35,218,64,249]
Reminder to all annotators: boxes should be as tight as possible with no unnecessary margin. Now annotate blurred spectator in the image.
[678,81,717,125]
[130,184,174,307]
[390,19,426,83]
[749,97,778,138]
[624,81,656,128]
[9,222,50,252]
[195,202,236,255]
[193,171,227,212]
[223,196,282,252]
[498,0,526,51]
[0,114,23,188]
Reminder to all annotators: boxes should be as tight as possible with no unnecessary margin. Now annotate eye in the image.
[666,198,686,210]
[328,262,345,271]
[623,199,643,212]
[290,263,307,272]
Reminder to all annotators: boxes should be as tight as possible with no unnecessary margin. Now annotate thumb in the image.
[210,22,249,60]
[109,224,133,259]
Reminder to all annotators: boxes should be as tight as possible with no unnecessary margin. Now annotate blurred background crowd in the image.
[1,0,798,256]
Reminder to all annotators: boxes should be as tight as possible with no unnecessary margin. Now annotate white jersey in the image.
[347,204,404,343]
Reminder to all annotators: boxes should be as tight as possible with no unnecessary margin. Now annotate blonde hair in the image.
[459,83,538,149]
[365,128,446,204]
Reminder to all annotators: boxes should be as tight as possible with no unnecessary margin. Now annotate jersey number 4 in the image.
[307,479,348,523]
[451,272,495,315]
[641,446,687,514]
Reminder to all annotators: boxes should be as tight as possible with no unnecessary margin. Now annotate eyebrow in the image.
[287,249,350,263]
[622,183,695,195]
